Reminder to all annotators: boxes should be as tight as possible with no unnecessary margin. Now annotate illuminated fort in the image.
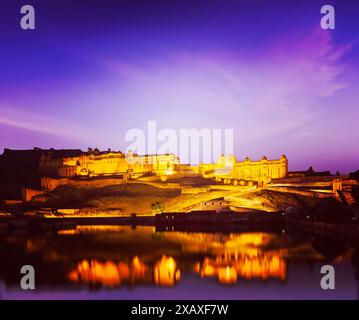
[38,148,288,183]
[39,149,179,178]
[199,154,288,184]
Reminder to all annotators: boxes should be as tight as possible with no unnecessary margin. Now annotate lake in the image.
[0,225,358,299]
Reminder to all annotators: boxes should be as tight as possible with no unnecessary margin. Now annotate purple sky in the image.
[0,0,359,172]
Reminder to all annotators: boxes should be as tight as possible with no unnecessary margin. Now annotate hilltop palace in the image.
[36,148,288,184]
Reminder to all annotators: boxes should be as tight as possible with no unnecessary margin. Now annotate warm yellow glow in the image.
[58,225,124,234]
[57,229,77,235]
[41,151,178,178]
[74,225,124,232]
[310,189,333,194]
[57,225,155,234]
[132,256,147,278]
[201,154,288,182]
[68,257,147,287]
[165,168,173,175]
[194,233,287,283]
[197,253,286,283]
[154,256,181,287]
[218,266,237,284]
[63,230,288,287]
[44,213,132,218]
[68,255,183,287]
[200,259,216,277]
[237,255,286,280]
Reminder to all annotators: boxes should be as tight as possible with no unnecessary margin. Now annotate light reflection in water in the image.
[64,229,286,287]
[218,266,237,284]
[68,255,180,287]
[1,225,357,299]
[154,256,181,286]
[68,256,147,287]
[58,225,155,235]
[194,233,287,283]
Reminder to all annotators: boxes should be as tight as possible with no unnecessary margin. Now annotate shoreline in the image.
[1,211,358,245]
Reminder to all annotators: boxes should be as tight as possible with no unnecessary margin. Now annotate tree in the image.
[151,201,163,214]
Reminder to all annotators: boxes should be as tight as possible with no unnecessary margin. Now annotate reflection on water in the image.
[0,225,358,299]
[65,231,285,287]
[58,225,135,235]
[68,255,180,287]
[154,256,181,286]
[194,233,287,283]
[68,257,146,287]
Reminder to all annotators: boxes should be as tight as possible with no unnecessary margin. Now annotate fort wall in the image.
[199,155,288,184]
[39,151,179,178]
[41,177,127,191]
[38,149,289,187]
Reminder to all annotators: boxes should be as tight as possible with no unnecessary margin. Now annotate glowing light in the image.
[154,256,181,287]
[218,266,237,284]
[165,168,173,175]
[194,233,287,283]
[57,229,77,235]
[68,258,148,287]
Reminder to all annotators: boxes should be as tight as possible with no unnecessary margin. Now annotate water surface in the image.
[0,226,358,299]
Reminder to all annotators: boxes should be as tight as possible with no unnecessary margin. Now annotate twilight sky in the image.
[0,0,358,172]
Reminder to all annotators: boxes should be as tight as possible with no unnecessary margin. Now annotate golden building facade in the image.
[232,155,288,181]
[201,154,288,184]
[39,148,287,184]
[39,150,179,178]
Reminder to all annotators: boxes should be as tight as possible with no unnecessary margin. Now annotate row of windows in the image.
[235,167,284,177]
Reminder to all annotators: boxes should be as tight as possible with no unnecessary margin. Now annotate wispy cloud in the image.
[0,105,118,147]
[0,27,352,157]
[101,28,351,145]
[103,59,148,79]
